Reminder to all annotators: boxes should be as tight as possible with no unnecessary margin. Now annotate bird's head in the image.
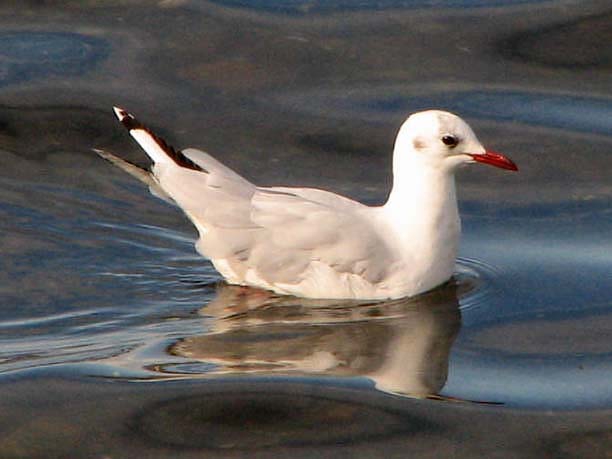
[394,110,518,173]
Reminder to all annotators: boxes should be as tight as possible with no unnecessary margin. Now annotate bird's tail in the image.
[93,148,174,204]
[93,148,152,185]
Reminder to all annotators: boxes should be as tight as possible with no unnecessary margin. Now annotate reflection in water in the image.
[169,283,461,398]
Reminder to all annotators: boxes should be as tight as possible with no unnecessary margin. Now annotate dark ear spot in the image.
[413,137,426,150]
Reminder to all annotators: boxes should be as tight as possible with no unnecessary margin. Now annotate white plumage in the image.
[99,107,516,300]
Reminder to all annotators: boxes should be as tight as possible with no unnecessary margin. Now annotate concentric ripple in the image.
[455,256,503,312]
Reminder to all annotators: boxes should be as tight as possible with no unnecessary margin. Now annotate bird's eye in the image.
[441,134,459,148]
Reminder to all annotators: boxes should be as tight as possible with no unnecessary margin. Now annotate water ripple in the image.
[455,256,503,312]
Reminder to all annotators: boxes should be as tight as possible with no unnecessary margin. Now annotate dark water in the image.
[0,1,611,458]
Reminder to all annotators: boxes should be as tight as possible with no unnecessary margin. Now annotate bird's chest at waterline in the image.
[386,203,461,295]
[423,200,460,257]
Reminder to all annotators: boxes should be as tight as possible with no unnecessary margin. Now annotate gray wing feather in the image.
[152,152,391,286]
[248,189,391,283]
[182,148,253,193]
[94,148,175,204]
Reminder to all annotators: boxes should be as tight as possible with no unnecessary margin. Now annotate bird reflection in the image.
[170,282,461,399]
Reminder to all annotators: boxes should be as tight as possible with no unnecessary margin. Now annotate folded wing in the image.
[151,150,391,288]
[108,107,393,295]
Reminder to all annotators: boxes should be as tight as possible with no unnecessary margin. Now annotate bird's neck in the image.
[382,163,460,287]
[385,163,459,225]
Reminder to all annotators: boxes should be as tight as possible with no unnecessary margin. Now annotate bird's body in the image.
[100,107,516,300]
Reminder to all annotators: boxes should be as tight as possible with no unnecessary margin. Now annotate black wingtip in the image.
[113,106,143,131]
[112,106,207,173]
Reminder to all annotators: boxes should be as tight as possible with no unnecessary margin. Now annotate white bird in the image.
[98,107,517,300]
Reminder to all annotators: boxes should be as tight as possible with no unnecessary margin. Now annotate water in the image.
[0,1,611,458]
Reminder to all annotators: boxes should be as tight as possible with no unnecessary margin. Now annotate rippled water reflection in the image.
[0,0,611,457]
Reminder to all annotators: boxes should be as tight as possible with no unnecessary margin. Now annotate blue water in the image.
[268,88,612,136]
[0,31,109,86]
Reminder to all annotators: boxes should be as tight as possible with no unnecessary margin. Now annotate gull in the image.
[97,107,517,300]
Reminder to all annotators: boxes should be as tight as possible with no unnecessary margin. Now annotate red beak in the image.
[469,150,518,171]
